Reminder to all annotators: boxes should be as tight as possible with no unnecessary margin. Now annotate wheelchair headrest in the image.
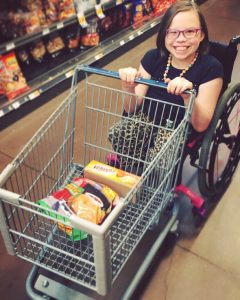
[208,38,239,91]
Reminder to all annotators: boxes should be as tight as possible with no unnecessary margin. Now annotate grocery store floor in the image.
[0,0,240,299]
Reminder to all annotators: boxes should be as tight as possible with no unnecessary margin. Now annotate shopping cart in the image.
[0,65,195,299]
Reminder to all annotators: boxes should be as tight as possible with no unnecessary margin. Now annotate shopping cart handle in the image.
[79,65,168,89]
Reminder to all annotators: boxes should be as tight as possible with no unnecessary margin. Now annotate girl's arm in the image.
[188,77,223,132]
[166,76,223,132]
[119,64,150,113]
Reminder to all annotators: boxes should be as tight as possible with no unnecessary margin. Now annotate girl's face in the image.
[165,10,205,65]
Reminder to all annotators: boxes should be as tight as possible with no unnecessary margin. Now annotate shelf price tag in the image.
[95,4,105,19]
[42,28,50,35]
[6,42,15,51]
[12,101,20,109]
[0,110,4,118]
[120,40,125,46]
[28,90,40,100]
[65,69,74,78]
[95,53,103,60]
[150,22,157,28]
[77,13,88,28]
[129,35,134,40]
[57,22,64,29]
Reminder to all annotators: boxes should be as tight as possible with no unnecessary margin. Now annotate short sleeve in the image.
[140,49,159,76]
[199,55,224,84]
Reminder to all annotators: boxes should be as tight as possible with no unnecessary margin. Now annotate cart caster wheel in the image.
[192,206,206,228]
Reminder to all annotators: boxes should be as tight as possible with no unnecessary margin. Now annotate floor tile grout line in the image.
[176,243,240,280]
[0,150,14,161]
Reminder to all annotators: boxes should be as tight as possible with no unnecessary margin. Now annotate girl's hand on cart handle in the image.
[165,77,193,106]
[119,67,140,92]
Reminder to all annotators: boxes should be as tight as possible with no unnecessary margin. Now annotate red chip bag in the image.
[0,52,29,100]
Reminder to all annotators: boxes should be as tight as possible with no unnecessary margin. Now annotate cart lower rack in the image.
[0,65,194,298]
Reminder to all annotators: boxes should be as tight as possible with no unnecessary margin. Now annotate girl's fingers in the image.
[119,67,138,84]
[166,78,193,95]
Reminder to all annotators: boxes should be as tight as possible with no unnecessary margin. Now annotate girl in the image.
[118,0,223,134]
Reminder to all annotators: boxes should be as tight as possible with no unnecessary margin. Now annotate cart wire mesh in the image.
[0,65,194,295]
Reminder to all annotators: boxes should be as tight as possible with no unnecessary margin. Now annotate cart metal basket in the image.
[0,65,195,298]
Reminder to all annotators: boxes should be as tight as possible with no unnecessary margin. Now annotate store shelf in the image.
[0,15,162,119]
[0,0,117,55]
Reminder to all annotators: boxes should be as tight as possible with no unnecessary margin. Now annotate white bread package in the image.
[84,160,141,198]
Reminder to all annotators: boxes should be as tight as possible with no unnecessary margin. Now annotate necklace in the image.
[163,52,198,83]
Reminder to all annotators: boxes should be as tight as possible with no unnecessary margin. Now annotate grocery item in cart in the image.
[38,196,88,241]
[0,51,29,100]
[84,160,141,198]
[38,177,119,240]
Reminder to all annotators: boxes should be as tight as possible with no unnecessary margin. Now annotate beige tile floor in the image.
[0,0,240,299]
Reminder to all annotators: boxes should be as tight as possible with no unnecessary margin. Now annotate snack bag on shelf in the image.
[64,24,80,52]
[142,0,154,20]
[17,48,31,66]
[38,177,119,240]
[20,0,43,11]
[132,0,144,29]
[23,11,42,34]
[29,39,47,63]
[84,160,141,199]
[44,0,59,23]
[151,0,175,16]
[58,0,76,20]
[0,52,29,100]
[45,33,65,58]
[118,2,133,29]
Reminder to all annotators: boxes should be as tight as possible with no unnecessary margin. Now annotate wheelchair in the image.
[180,35,240,201]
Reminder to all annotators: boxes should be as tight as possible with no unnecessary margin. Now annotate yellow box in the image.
[83,160,141,198]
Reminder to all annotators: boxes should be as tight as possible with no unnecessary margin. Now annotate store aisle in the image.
[0,1,240,299]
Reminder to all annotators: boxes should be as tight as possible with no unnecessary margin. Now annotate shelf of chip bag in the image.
[0,14,163,119]
[0,1,117,55]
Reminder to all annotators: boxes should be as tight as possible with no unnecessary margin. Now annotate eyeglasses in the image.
[166,28,202,40]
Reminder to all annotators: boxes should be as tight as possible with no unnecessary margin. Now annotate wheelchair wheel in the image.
[198,83,240,197]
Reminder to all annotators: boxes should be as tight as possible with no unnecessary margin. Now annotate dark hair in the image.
[156,0,209,59]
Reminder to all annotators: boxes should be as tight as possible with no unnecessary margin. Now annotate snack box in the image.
[84,160,141,198]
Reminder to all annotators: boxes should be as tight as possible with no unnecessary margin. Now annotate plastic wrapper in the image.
[44,0,59,23]
[64,24,80,52]
[121,2,133,29]
[151,0,174,16]
[29,39,47,63]
[23,11,42,34]
[17,48,31,66]
[0,52,29,100]
[45,33,65,58]
[38,177,119,240]
[81,18,100,47]
[20,0,43,11]
[133,0,144,29]
[58,0,76,20]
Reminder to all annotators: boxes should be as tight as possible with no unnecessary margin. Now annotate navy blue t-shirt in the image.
[140,49,224,128]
